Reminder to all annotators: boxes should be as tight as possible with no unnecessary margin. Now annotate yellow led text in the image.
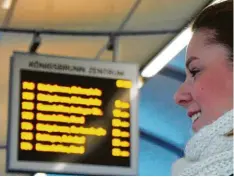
[36,133,85,144]
[35,143,85,154]
[71,86,102,96]
[20,142,33,151]
[37,93,102,106]
[115,100,130,109]
[21,122,33,130]
[112,138,130,147]
[36,123,107,136]
[37,83,102,96]
[113,109,130,118]
[37,113,85,124]
[37,103,103,116]
[112,119,130,128]
[116,80,132,89]
[21,111,34,120]
[112,148,130,157]
[22,92,35,101]
[21,132,33,141]
[22,81,35,90]
[112,129,130,138]
[22,102,34,110]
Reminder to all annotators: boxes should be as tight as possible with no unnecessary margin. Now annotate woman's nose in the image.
[174,82,192,107]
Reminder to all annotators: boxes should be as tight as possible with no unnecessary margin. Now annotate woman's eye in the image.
[190,69,200,77]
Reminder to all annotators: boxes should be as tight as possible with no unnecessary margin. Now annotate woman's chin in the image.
[192,118,202,132]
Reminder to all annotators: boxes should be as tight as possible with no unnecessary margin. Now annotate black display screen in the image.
[18,69,132,167]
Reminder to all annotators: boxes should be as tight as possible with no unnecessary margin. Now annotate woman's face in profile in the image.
[174,29,233,132]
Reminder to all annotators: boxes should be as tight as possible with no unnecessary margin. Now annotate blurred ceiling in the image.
[0,0,212,65]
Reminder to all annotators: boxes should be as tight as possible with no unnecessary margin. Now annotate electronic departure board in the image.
[7,52,139,176]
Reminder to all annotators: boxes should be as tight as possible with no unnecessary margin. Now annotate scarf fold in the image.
[172,109,233,176]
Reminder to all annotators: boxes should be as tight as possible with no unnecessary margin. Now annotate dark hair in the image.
[192,0,233,61]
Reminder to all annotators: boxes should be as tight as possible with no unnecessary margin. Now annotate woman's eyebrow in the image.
[186,56,200,69]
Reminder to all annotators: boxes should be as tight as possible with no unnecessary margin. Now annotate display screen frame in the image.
[7,51,139,176]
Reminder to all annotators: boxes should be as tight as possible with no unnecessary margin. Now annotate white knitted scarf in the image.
[172,109,233,176]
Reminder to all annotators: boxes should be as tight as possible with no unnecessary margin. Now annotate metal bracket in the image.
[29,32,41,53]
[107,34,119,62]
[107,35,115,51]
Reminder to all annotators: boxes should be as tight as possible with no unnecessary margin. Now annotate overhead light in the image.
[210,0,227,5]
[2,0,12,10]
[141,27,192,78]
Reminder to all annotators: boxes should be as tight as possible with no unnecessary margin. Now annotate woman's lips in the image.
[187,110,201,118]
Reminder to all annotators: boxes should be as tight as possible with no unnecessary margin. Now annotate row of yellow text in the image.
[36,133,85,144]
[45,112,84,124]
[112,138,130,147]
[22,112,85,124]
[35,143,85,154]
[21,132,86,144]
[112,109,130,118]
[112,148,130,157]
[36,123,106,136]
[116,80,132,89]
[21,142,85,154]
[112,119,130,128]
[22,102,103,116]
[22,92,102,106]
[112,129,130,138]
[22,82,102,96]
